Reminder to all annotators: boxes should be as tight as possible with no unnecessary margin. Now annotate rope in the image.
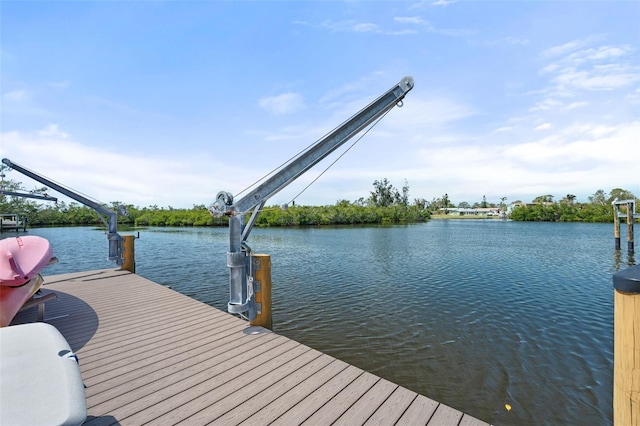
[234,130,327,199]
[285,107,393,205]
[234,104,394,202]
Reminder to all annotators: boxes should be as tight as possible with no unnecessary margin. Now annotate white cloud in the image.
[406,120,639,203]
[541,40,584,58]
[37,124,69,138]
[539,41,639,95]
[370,92,476,132]
[0,126,247,208]
[552,67,639,91]
[534,123,552,131]
[353,23,378,33]
[394,16,427,25]
[504,36,529,46]
[258,92,305,115]
[48,81,70,90]
[320,15,466,38]
[3,90,29,102]
[566,45,633,64]
[504,122,638,168]
[540,63,560,74]
[319,18,417,36]
[408,1,430,10]
[564,101,589,110]
[469,36,529,47]
[431,0,457,6]
[530,98,562,112]
[386,29,419,36]
[321,19,378,33]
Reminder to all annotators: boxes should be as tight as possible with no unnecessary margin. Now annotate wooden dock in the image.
[12,269,490,425]
[0,213,27,232]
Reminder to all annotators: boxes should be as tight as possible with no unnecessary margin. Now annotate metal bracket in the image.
[251,256,262,270]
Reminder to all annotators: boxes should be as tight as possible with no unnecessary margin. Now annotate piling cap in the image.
[613,264,640,293]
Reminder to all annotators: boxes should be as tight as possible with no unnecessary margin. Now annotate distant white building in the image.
[437,207,501,216]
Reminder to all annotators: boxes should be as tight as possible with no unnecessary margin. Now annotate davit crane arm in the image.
[208,76,414,320]
[1,158,124,265]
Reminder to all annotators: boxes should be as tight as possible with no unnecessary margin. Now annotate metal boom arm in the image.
[209,76,414,320]
[0,190,58,202]
[237,76,413,214]
[1,158,123,265]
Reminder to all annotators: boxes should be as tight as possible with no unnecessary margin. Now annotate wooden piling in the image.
[613,200,638,252]
[628,202,635,252]
[249,254,272,330]
[613,264,640,425]
[121,235,136,273]
[614,203,621,250]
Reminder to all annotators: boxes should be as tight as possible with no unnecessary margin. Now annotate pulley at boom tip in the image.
[400,76,415,91]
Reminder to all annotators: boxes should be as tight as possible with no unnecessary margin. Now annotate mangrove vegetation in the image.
[1,167,637,227]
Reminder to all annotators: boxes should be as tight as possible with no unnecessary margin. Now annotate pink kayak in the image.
[0,236,53,286]
[0,236,54,327]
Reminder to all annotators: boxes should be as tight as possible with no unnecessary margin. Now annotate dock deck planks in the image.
[11,269,490,426]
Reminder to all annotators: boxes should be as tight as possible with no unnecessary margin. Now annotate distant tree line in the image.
[0,175,429,227]
[508,188,637,222]
[2,163,636,226]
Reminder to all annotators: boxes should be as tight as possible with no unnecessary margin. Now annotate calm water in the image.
[7,221,636,425]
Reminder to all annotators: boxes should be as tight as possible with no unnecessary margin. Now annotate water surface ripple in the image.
[19,220,634,425]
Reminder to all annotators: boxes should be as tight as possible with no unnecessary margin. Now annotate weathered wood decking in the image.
[12,269,489,426]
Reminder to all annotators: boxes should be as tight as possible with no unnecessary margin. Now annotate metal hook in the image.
[396,100,404,107]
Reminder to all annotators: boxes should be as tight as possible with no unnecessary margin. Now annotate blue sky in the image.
[1,1,639,209]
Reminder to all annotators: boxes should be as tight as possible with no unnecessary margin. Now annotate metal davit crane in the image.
[208,76,414,322]
[1,158,125,266]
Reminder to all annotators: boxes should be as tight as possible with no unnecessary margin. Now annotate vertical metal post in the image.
[249,254,272,330]
[227,214,255,320]
[613,265,640,426]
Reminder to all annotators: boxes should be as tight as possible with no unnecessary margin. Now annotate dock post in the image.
[121,235,136,273]
[249,254,272,330]
[627,202,634,253]
[613,264,640,426]
[614,203,621,250]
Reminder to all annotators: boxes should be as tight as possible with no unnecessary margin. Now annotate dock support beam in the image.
[249,254,272,330]
[613,264,640,426]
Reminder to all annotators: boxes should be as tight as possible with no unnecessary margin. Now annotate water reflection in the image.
[613,248,636,270]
